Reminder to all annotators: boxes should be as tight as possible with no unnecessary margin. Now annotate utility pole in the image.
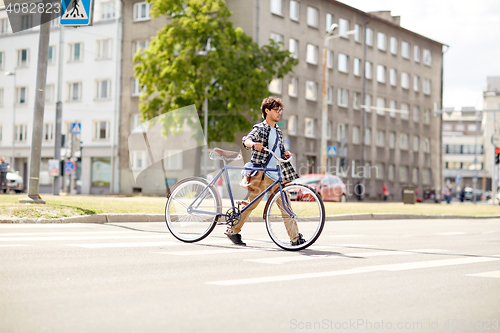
[361,21,369,200]
[20,8,51,204]
[53,24,64,195]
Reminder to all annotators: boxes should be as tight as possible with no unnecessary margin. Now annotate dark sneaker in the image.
[227,233,246,246]
[291,233,306,246]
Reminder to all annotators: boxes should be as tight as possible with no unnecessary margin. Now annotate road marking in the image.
[0,235,170,241]
[154,248,269,255]
[436,232,466,235]
[0,231,141,237]
[330,244,375,247]
[0,224,95,229]
[0,244,31,247]
[67,242,178,248]
[245,249,449,265]
[466,270,500,278]
[328,235,367,238]
[207,256,500,286]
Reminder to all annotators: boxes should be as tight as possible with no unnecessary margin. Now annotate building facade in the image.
[0,1,121,194]
[483,76,500,192]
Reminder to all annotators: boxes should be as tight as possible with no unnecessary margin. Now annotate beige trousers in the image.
[231,175,299,241]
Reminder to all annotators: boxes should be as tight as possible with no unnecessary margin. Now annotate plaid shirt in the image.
[242,121,298,183]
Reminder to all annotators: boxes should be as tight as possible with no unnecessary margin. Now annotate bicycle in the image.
[165,147,325,251]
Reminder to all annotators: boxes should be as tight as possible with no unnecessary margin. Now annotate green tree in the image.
[134,0,298,144]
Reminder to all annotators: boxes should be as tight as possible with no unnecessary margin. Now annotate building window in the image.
[389,100,397,118]
[376,97,385,115]
[306,44,318,64]
[305,81,317,101]
[96,79,111,99]
[163,150,183,170]
[304,117,316,138]
[339,18,349,37]
[365,61,372,79]
[130,151,147,170]
[353,92,361,110]
[364,94,372,112]
[400,133,409,150]
[423,138,430,153]
[390,37,397,54]
[16,87,28,105]
[423,109,430,123]
[443,124,452,131]
[388,164,395,181]
[325,13,333,31]
[67,82,82,102]
[353,58,361,76]
[48,46,55,65]
[131,77,144,96]
[354,24,361,42]
[91,157,111,187]
[289,38,298,59]
[43,123,54,142]
[365,27,373,46]
[389,132,396,149]
[401,72,410,89]
[290,0,299,21]
[288,77,298,97]
[288,115,297,135]
[270,0,283,15]
[412,167,418,184]
[467,124,477,132]
[399,166,408,182]
[69,43,83,62]
[0,51,4,70]
[413,136,419,152]
[327,86,333,105]
[413,106,420,122]
[401,41,410,59]
[133,2,151,21]
[268,78,282,94]
[133,40,150,55]
[423,49,432,66]
[21,15,33,30]
[377,32,386,51]
[0,18,9,34]
[97,39,112,59]
[337,88,348,107]
[130,113,145,133]
[413,75,420,92]
[364,128,371,145]
[45,84,54,103]
[15,124,28,142]
[400,103,409,120]
[17,49,29,67]
[376,130,385,147]
[422,168,430,184]
[375,163,384,179]
[327,121,332,140]
[337,123,347,141]
[389,68,397,86]
[423,79,431,95]
[307,6,318,27]
[101,1,116,19]
[94,120,110,140]
[270,32,284,50]
[338,54,348,73]
[376,65,386,83]
[327,50,333,69]
[352,126,360,144]
[455,124,465,132]
[414,45,420,62]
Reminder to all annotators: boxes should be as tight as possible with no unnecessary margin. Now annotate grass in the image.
[0,194,499,220]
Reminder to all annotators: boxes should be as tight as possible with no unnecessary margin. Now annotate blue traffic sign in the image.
[71,122,81,134]
[64,161,75,174]
[60,0,95,26]
[327,146,337,157]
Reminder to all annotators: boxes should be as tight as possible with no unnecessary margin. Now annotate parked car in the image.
[5,170,24,193]
[464,187,487,201]
[292,174,347,202]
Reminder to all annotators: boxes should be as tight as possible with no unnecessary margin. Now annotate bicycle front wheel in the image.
[165,177,221,242]
[265,183,325,251]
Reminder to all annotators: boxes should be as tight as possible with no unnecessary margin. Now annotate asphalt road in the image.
[0,219,499,333]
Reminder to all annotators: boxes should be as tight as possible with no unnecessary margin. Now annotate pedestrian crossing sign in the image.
[327,146,337,157]
[60,0,95,26]
[71,122,81,134]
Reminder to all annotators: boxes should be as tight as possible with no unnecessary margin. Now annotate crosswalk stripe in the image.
[67,242,178,248]
[328,235,367,238]
[0,224,95,229]
[0,231,140,237]
[465,270,500,278]
[0,244,31,247]
[0,235,170,241]
[436,232,466,235]
[207,256,500,286]
[154,248,269,255]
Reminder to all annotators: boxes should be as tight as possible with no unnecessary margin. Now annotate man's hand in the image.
[284,151,293,159]
[253,143,264,151]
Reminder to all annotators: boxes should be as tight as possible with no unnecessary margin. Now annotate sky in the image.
[338,0,500,110]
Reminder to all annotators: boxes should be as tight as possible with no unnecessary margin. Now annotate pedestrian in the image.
[228,96,301,246]
[355,180,363,201]
[444,186,451,204]
[0,157,10,194]
[382,183,389,201]
[460,187,465,202]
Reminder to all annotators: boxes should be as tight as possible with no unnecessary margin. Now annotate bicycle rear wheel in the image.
[265,183,325,251]
[165,177,221,242]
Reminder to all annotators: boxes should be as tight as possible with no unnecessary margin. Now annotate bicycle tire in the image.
[265,183,325,251]
[165,177,221,243]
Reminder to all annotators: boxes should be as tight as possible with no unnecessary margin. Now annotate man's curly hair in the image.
[261,96,284,120]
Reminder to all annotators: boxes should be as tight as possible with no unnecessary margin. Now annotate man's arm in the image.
[244,139,263,151]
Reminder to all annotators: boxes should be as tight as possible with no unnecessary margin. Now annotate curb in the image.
[1,213,500,224]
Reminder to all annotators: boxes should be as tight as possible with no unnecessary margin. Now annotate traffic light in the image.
[496,147,500,165]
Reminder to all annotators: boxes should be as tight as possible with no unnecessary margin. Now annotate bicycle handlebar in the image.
[263,147,293,164]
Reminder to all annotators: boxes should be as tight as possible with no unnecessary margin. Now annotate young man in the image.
[226,96,304,246]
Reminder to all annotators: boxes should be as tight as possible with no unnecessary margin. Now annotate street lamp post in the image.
[320,25,356,174]
[4,71,16,168]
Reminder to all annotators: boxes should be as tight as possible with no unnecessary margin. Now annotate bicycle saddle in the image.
[209,148,242,161]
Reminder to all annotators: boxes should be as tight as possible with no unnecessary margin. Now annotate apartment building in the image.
[0,0,120,194]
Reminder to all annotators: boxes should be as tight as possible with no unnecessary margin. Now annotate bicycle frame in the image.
[186,159,296,220]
